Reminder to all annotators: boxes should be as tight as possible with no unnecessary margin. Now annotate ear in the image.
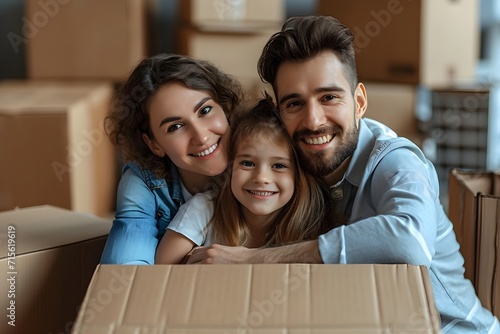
[354,83,367,125]
[142,133,165,158]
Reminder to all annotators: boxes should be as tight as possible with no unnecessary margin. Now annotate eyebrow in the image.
[235,153,292,161]
[278,85,346,106]
[158,96,213,128]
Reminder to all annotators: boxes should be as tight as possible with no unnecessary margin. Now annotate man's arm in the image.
[186,240,323,264]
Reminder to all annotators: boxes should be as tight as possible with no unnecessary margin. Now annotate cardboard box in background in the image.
[0,80,117,217]
[26,0,149,81]
[317,0,479,86]
[177,24,277,98]
[363,82,422,146]
[0,206,112,334]
[72,264,441,333]
[180,0,285,25]
[448,169,500,318]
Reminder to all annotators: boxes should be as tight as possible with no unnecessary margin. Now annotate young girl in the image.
[156,96,334,264]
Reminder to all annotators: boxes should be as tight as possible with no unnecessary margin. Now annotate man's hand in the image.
[186,240,322,264]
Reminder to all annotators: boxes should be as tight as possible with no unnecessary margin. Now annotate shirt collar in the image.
[342,119,375,188]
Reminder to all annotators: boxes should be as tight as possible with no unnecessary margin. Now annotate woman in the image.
[100,54,243,264]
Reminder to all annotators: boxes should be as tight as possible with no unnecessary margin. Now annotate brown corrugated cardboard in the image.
[317,0,479,86]
[177,23,278,80]
[177,24,278,98]
[25,0,148,81]
[0,205,112,334]
[364,82,422,146]
[239,76,274,100]
[0,80,117,217]
[72,263,441,333]
[448,169,500,318]
[180,0,285,25]
[448,169,480,284]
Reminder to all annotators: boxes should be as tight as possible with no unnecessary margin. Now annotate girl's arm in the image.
[155,192,215,264]
[155,229,196,264]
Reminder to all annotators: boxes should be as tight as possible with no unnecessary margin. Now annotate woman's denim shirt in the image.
[100,162,185,265]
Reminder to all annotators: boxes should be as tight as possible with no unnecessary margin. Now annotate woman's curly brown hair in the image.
[105,54,244,179]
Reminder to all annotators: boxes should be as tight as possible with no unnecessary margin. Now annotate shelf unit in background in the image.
[423,85,500,203]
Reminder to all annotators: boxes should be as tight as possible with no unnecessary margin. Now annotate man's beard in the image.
[294,124,359,178]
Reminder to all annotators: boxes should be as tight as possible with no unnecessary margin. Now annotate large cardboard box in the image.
[0,205,112,334]
[180,0,285,25]
[72,264,441,333]
[317,0,479,86]
[25,0,148,81]
[0,80,117,217]
[448,169,500,318]
[177,24,277,98]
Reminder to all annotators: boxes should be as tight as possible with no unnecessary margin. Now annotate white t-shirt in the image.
[166,192,214,246]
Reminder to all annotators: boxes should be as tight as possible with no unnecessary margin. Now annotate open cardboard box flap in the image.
[72,263,440,333]
[448,169,500,319]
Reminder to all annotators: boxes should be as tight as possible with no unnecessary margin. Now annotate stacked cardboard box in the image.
[363,82,422,145]
[180,0,285,26]
[25,0,149,81]
[177,0,286,99]
[0,80,117,217]
[177,23,276,99]
[317,0,479,86]
[4,0,156,216]
[72,263,441,332]
[448,169,500,318]
[0,205,112,334]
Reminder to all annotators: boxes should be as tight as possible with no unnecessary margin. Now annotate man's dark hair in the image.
[258,15,358,95]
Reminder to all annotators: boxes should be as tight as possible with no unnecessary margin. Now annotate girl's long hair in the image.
[209,96,334,247]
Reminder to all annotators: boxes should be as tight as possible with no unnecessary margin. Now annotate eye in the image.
[240,160,254,167]
[167,123,182,132]
[273,163,288,169]
[322,95,336,102]
[199,105,212,116]
[286,101,302,109]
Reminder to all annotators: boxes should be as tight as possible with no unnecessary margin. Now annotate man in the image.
[188,15,500,333]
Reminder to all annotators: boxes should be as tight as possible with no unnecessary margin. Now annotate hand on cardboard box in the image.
[186,240,322,264]
[187,244,256,264]
[180,248,196,264]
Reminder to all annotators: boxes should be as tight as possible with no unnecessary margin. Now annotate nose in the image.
[191,123,210,145]
[253,167,271,184]
[303,100,326,131]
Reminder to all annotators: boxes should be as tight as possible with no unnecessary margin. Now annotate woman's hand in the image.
[186,244,255,264]
[186,240,322,264]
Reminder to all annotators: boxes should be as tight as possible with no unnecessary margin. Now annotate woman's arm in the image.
[156,230,196,264]
[100,166,167,265]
